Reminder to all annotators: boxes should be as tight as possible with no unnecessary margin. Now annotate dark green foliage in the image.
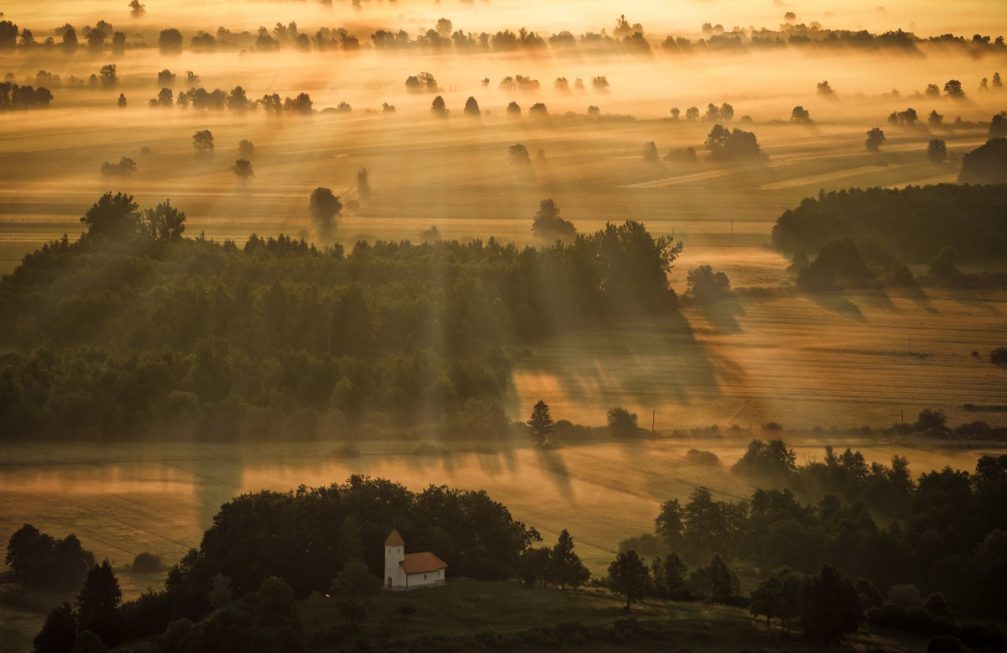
[527,400,554,445]
[749,567,803,630]
[0,204,681,440]
[685,265,732,304]
[650,553,690,599]
[731,439,796,481]
[705,124,765,161]
[772,184,1007,264]
[961,138,1007,184]
[6,524,94,590]
[174,476,536,605]
[329,561,379,625]
[865,127,886,152]
[796,238,877,291]
[607,550,651,611]
[118,589,170,642]
[76,561,122,645]
[33,603,77,653]
[691,554,740,603]
[654,499,683,549]
[531,199,576,243]
[606,407,639,437]
[70,631,106,653]
[548,530,591,589]
[799,565,863,641]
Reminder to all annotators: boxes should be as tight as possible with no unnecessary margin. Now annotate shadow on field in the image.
[698,299,746,333]
[808,293,867,321]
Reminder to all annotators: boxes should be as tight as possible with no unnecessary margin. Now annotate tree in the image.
[208,573,232,609]
[865,127,886,152]
[509,144,531,164]
[76,561,121,644]
[232,159,254,180]
[529,102,548,117]
[329,561,379,625]
[928,248,959,281]
[192,129,214,153]
[238,139,255,159]
[550,530,591,589]
[705,125,764,161]
[33,602,77,653]
[607,550,650,611]
[685,106,699,121]
[750,567,803,631]
[309,187,342,237]
[944,79,965,99]
[80,192,140,239]
[527,400,554,445]
[698,554,739,603]
[116,93,126,108]
[70,631,106,653]
[463,96,481,116]
[141,200,186,242]
[929,110,944,127]
[531,199,575,243]
[61,25,79,53]
[607,407,639,437]
[507,101,521,116]
[817,80,835,97]
[927,139,948,163]
[799,565,863,641]
[642,141,659,161]
[159,28,183,54]
[357,168,371,202]
[790,106,812,124]
[655,499,683,548]
[686,265,732,304]
[669,107,680,120]
[431,95,448,116]
[652,553,689,598]
[98,64,117,89]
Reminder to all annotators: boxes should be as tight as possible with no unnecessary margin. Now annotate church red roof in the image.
[400,552,447,575]
[384,530,405,547]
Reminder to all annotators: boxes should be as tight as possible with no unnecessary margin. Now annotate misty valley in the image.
[1,1,1007,652]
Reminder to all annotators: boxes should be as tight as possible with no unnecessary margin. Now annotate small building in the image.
[383,529,447,590]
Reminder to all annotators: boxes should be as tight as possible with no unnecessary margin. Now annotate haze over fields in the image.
[1,1,1007,651]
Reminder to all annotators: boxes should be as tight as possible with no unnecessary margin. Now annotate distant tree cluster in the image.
[705,125,766,161]
[521,529,591,589]
[148,86,314,113]
[0,82,53,109]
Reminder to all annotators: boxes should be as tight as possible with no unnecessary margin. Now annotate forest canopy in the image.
[771,184,1007,264]
[0,193,682,440]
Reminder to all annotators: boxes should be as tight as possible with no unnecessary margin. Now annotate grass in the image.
[299,578,927,652]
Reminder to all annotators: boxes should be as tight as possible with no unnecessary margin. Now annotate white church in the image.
[383,529,448,590]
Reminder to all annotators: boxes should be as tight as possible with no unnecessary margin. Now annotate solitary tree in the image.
[158,28,183,54]
[232,159,254,180]
[507,101,521,116]
[309,187,342,237]
[550,530,591,589]
[527,400,554,445]
[192,129,214,153]
[463,96,481,116]
[790,106,812,124]
[431,95,448,116]
[607,550,651,612]
[357,168,371,202]
[943,79,965,99]
[607,407,639,437]
[238,139,255,159]
[928,110,943,127]
[865,127,886,152]
[927,139,948,163]
[509,144,531,164]
[642,141,660,161]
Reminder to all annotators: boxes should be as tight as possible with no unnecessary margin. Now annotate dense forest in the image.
[772,184,1007,265]
[622,442,1007,622]
[0,192,681,440]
